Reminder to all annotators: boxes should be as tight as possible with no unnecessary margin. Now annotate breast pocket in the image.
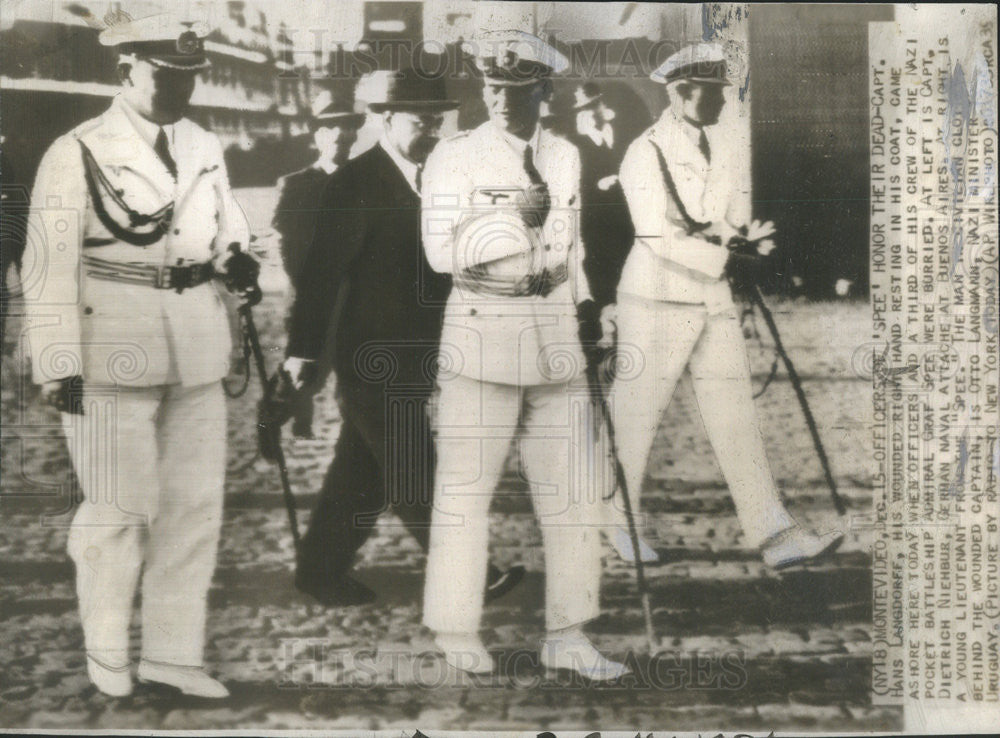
[103,164,173,217]
[170,176,220,259]
[671,162,709,220]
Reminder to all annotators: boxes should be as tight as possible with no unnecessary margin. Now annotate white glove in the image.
[597,174,619,191]
[757,238,776,256]
[598,304,617,350]
[745,219,776,242]
[282,357,316,391]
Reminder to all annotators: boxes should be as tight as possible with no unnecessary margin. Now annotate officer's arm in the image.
[285,174,362,361]
[619,138,728,279]
[420,143,533,274]
[723,134,753,232]
[420,143,465,274]
[210,136,251,266]
[22,136,87,385]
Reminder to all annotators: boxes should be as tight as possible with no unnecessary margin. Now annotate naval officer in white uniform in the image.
[419,31,626,681]
[22,15,261,698]
[607,43,843,569]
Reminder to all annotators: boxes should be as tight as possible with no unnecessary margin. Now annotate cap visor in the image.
[687,76,731,85]
[146,56,211,70]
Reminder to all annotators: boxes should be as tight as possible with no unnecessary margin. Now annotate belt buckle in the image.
[154,265,172,289]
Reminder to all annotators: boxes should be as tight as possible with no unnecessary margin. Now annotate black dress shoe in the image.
[295,570,377,606]
[484,564,526,604]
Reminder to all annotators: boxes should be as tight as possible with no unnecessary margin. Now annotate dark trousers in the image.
[297,382,434,580]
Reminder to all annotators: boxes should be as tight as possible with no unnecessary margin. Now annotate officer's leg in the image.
[423,375,519,634]
[141,381,226,665]
[297,415,381,580]
[520,379,602,631]
[64,386,162,666]
[608,296,703,527]
[687,309,796,547]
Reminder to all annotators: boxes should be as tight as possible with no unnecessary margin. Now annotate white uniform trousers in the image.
[423,374,603,634]
[608,295,795,547]
[62,381,226,667]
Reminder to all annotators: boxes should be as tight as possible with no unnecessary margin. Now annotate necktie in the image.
[155,127,178,178]
[415,163,423,194]
[523,145,544,185]
[698,129,711,164]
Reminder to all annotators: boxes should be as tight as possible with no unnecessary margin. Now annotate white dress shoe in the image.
[137,660,229,698]
[86,653,133,697]
[608,526,659,563]
[434,633,494,675]
[540,629,630,682]
[761,526,845,570]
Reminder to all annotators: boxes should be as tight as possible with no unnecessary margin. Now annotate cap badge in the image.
[176,29,199,55]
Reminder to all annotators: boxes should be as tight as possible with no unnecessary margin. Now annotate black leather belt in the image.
[82,255,215,292]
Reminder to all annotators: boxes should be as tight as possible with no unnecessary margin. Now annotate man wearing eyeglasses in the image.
[279,68,525,609]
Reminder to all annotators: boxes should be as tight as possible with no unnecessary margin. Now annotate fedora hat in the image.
[572,82,603,111]
[367,68,459,113]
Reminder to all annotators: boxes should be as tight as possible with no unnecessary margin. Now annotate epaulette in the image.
[66,116,104,142]
[443,129,472,144]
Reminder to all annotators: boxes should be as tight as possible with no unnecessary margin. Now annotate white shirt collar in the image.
[116,94,174,149]
[656,107,710,154]
[583,122,614,148]
[314,157,339,176]
[379,134,420,193]
[491,122,542,156]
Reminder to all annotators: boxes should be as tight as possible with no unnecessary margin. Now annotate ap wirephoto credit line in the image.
[0,1,996,735]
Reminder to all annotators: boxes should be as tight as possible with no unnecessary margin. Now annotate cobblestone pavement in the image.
[0,189,898,733]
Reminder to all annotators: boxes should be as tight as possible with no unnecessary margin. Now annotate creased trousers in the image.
[607,296,795,547]
[423,373,602,633]
[62,381,226,667]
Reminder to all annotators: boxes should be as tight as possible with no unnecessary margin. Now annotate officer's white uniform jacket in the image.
[617,109,750,314]
[24,95,247,387]
[421,121,590,386]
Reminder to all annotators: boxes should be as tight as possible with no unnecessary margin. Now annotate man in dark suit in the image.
[278,68,525,607]
[570,82,635,310]
[272,88,365,438]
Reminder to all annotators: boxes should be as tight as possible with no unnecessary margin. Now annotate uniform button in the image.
[173,228,180,235]
[83,306,93,315]
[469,308,477,316]
[544,244,551,251]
